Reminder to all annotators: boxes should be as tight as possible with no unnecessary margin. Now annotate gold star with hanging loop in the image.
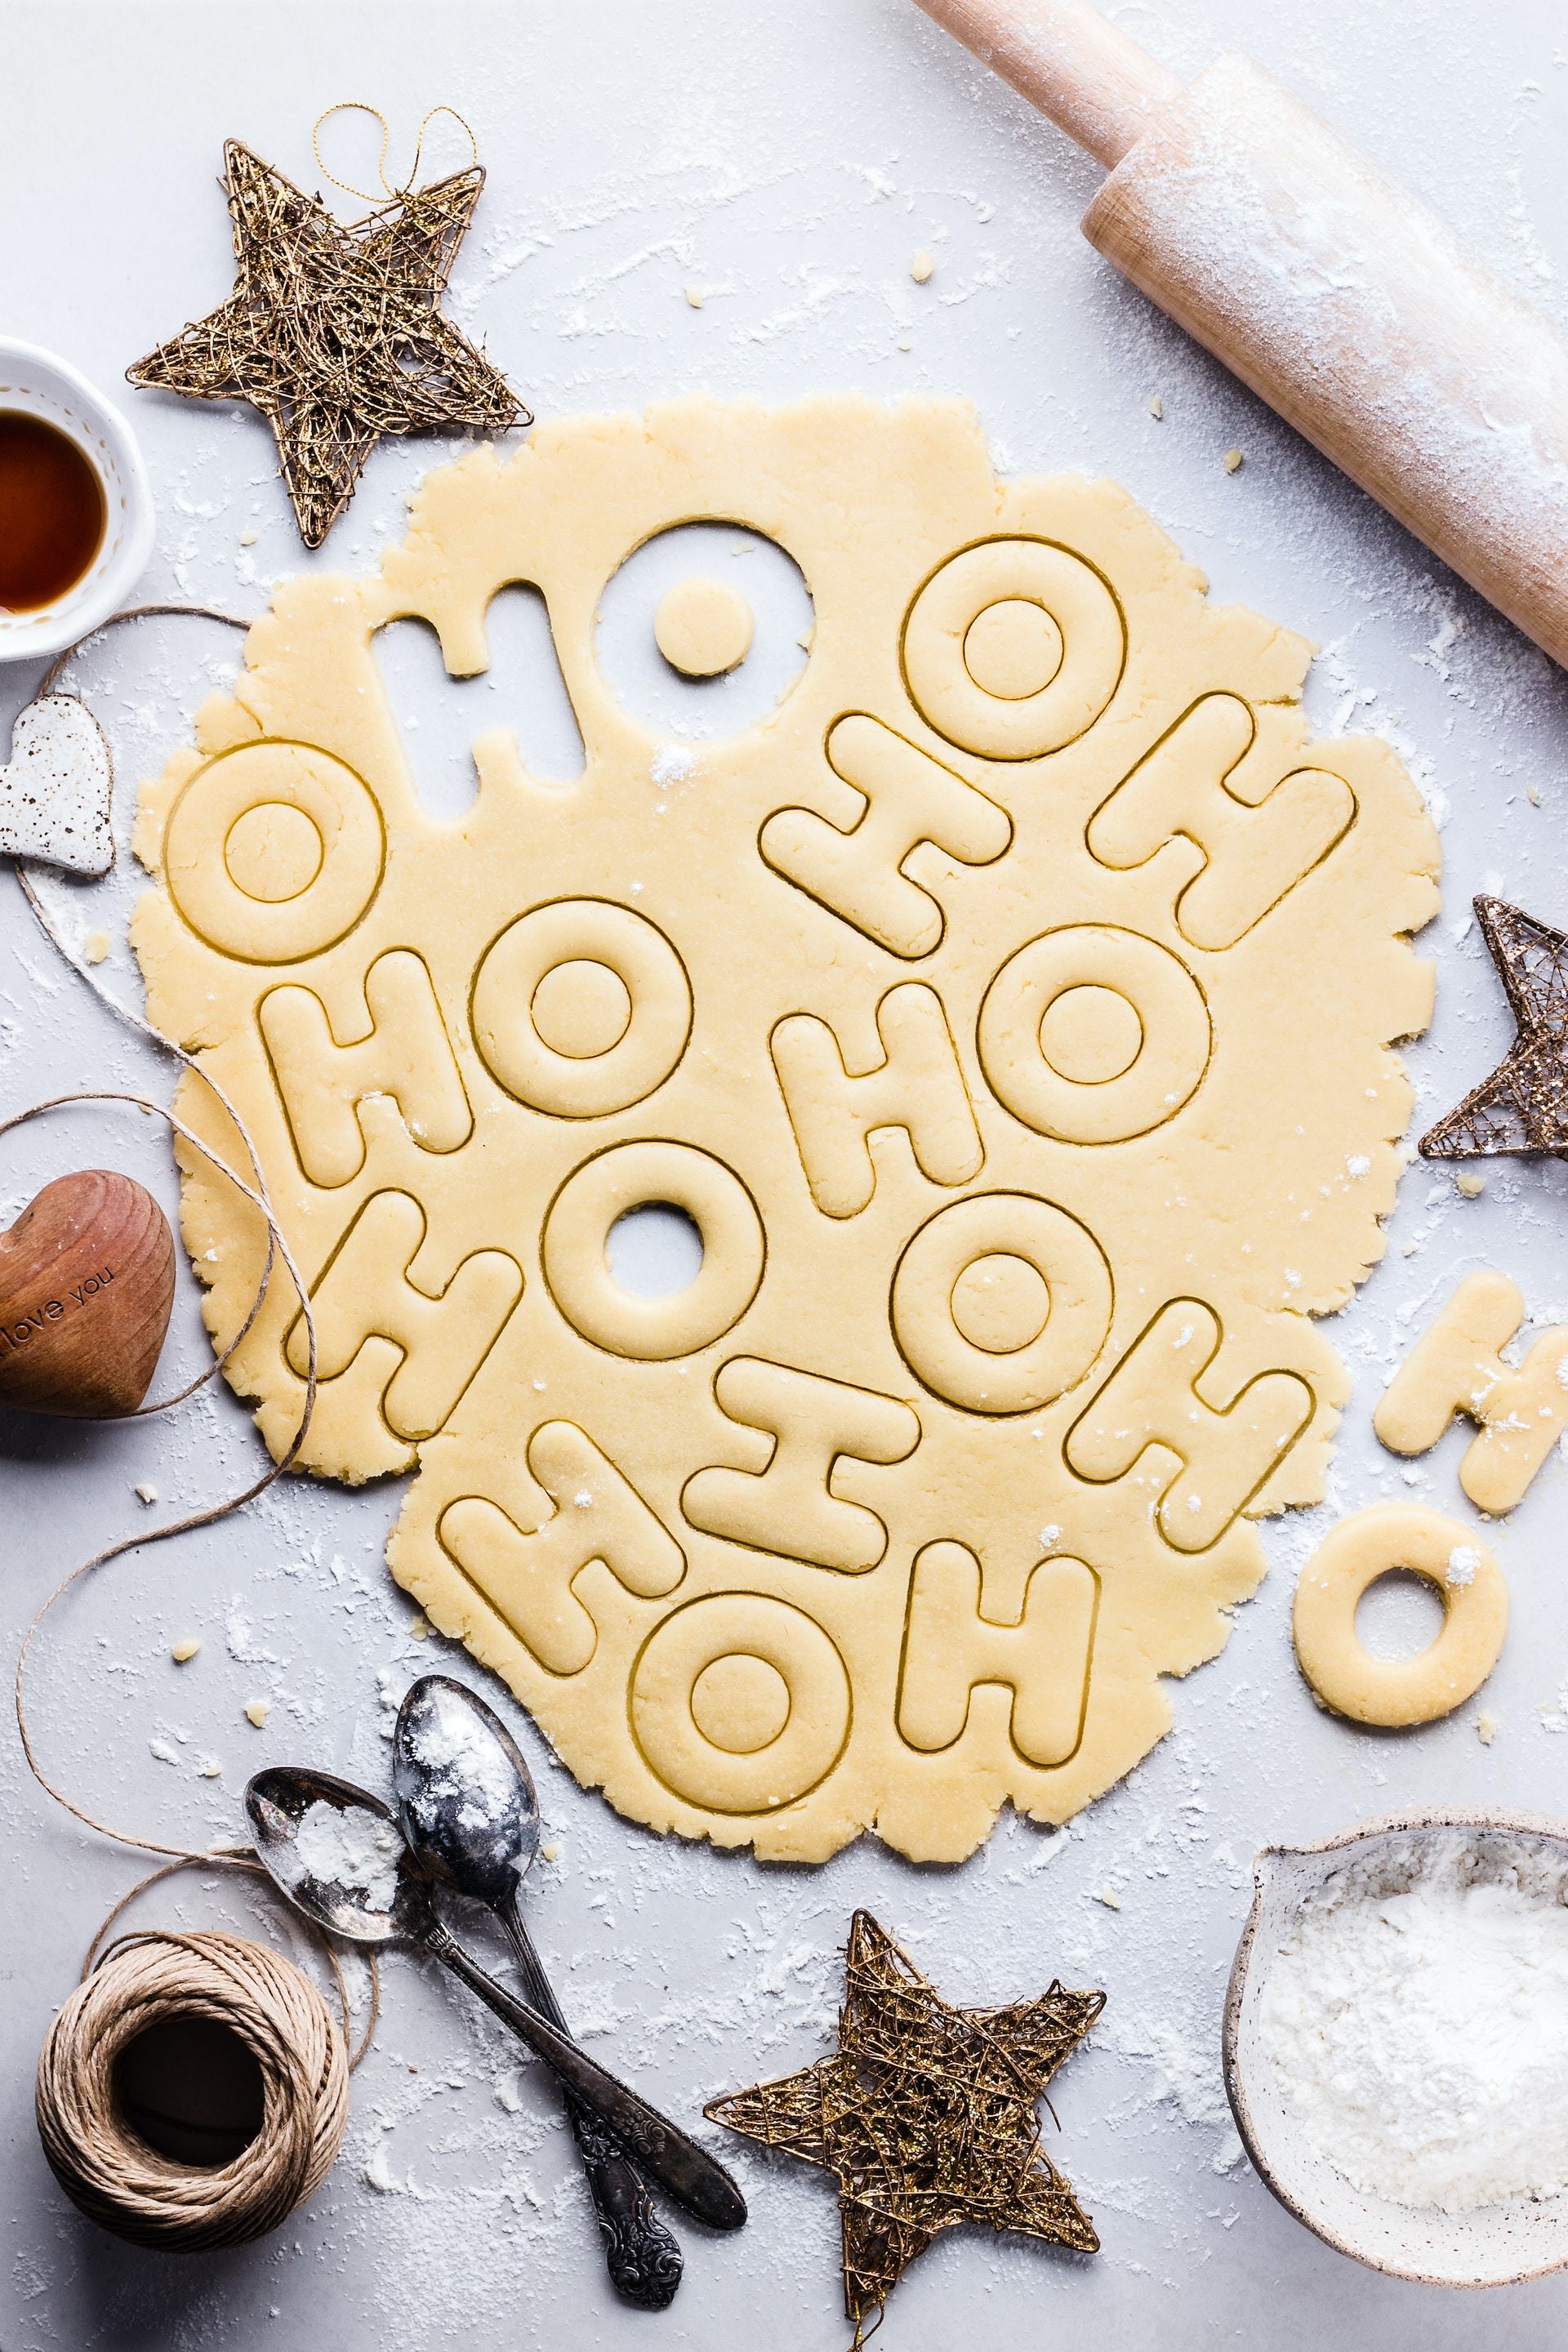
[706,1911,1102,2344]
[1421,894,1568,1160]
[128,114,528,548]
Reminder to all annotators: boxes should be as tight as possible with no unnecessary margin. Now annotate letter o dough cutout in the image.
[1291,1504,1508,1726]
[978,926,1211,1143]
[163,741,385,963]
[902,538,1125,760]
[891,1192,1113,1413]
[630,1593,852,1812]
[472,898,692,1116]
[542,1140,765,1360]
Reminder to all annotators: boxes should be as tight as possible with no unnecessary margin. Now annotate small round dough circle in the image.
[543,1140,764,1360]
[891,1192,1113,1414]
[630,1594,851,1812]
[978,926,1210,1143]
[949,1254,1051,1354]
[962,599,1064,700]
[902,537,1125,759]
[690,1654,792,1753]
[163,741,385,964]
[1037,983,1143,1085]
[223,802,324,902]
[653,576,755,677]
[531,960,633,1058]
[1291,1504,1508,1726]
[472,899,692,1117]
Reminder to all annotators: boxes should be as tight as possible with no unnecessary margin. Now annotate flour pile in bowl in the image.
[1257,1832,1568,2212]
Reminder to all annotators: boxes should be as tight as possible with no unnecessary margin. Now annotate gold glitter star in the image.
[1422,895,1568,1160]
[128,140,528,547]
[706,1911,1102,2342]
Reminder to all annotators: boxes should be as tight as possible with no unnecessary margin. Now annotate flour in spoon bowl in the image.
[1257,1831,1568,2213]
[293,1798,405,1913]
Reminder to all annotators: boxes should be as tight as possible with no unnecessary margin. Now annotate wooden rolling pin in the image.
[915,0,1568,671]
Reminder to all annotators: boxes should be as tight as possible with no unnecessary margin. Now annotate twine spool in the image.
[36,1929,350,2251]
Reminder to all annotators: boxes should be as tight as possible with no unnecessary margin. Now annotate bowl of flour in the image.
[1225,1810,1568,2284]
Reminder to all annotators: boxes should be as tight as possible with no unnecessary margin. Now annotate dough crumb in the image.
[1476,1711,1498,1745]
[1095,1886,1122,1910]
[171,1637,202,1664]
[541,1840,560,1863]
[1456,1171,1486,1197]
[199,1760,222,1779]
[408,1615,431,1641]
[684,284,705,310]
[83,929,111,964]
[244,1699,270,1728]
[1223,448,1245,473]
[910,249,934,283]
[1148,393,1163,419]
[1527,782,1543,807]
[896,337,912,353]
[239,527,259,547]
[135,1481,159,1505]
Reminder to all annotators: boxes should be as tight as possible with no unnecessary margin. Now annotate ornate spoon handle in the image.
[421,1918,746,2232]
[503,1903,683,2310]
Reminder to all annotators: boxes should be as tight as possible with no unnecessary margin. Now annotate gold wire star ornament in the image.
[1421,894,1568,1160]
[706,1911,1102,2344]
[128,109,528,547]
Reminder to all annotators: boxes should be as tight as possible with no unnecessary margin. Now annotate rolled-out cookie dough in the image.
[131,396,1439,1864]
[1292,1504,1506,1725]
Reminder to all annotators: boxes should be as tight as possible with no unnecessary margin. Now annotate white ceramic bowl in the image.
[0,338,155,663]
[1224,1806,1568,2288]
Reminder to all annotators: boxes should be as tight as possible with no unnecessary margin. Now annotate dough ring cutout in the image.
[902,537,1126,760]
[1291,1504,1507,1727]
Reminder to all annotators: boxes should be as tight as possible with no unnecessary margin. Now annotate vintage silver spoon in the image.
[392,1675,683,2310]
[244,1765,746,2234]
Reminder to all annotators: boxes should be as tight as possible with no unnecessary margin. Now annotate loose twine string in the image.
[312,102,479,204]
[13,607,380,2244]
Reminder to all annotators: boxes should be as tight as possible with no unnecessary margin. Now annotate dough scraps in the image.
[131,396,1440,1863]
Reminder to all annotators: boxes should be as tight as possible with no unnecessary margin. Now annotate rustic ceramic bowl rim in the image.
[1223,1802,1568,2290]
[0,336,156,664]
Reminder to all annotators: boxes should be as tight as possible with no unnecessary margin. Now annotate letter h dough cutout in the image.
[1374,1270,1568,1513]
[260,947,472,1187]
[770,982,982,1218]
[1086,693,1356,950]
[897,1541,1099,1767]
[1065,1300,1316,1550]
[133,398,1440,1864]
[438,1422,685,1676]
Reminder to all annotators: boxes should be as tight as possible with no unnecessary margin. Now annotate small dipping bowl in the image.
[0,339,154,663]
[1224,1807,1568,2287]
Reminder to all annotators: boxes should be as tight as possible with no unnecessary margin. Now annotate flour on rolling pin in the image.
[916,2,1568,673]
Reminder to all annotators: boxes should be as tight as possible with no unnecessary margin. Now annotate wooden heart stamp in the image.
[0,1170,174,1416]
[0,696,114,877]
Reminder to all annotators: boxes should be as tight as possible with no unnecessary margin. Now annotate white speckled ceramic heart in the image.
[0,696,113,876]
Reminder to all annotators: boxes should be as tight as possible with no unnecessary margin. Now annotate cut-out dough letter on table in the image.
[131,398,1440,1863]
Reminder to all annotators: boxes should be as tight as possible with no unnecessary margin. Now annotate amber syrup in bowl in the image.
[0,411,108,614]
